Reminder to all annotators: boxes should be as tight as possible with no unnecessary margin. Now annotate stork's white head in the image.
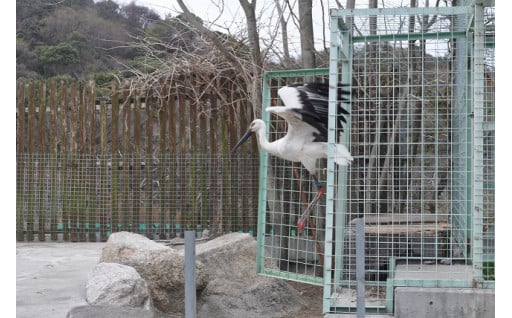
[248,119,265,132]
[231,119,266,153]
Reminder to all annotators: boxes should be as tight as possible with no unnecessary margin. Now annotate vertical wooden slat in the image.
[87,83,97,242]
[198,87,209,231]
[26,82,36,241]
[69,81,79,242]
[37,82,47,241]
[133,93,142,234]
[158,83,168,239]
[208,89,217,234]
[99,100,108,241]
[222,81,234,232]
[121,88,132,232]
[16,82,26,241]
[189,82,198,232]
[49,80,58,241]
[177,89,189,236]
[111,82,120,234]
[78,82,87,242]
[61,81,70,241]
[145,93,154,238]
[167,90,177,237]
[212,84,223,235]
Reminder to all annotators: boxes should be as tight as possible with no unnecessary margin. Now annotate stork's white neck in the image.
[254,123,279,157]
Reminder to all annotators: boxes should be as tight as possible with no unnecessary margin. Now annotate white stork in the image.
[232,82,353,234]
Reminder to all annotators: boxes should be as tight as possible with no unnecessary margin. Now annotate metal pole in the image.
[355,218,365,317]
[184,230,197,318]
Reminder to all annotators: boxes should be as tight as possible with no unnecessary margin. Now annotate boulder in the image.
[86,262,153,310]
[99,231,208,315]
[195,232,307,318]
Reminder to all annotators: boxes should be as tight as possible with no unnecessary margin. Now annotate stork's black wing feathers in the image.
[287,82,350,141]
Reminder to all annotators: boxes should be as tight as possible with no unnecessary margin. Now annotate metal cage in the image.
[255,1,494,316]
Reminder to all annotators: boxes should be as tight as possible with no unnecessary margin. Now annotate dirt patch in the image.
[284,281,324,318]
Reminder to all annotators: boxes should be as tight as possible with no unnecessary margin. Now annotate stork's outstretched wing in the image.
[274,82,350,142]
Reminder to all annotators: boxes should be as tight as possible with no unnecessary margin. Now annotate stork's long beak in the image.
[231,129,254,153]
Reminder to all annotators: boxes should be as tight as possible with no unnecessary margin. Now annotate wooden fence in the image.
[16,79,260,242]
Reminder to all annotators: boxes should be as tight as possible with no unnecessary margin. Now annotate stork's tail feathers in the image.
[334,144,353,166]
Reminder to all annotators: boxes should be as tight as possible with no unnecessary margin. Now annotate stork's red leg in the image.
[297,175,325,235]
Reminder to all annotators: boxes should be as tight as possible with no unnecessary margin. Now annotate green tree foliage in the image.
[36,43,79,66]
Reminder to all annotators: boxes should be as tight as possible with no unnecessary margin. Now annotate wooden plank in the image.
[145,92,153,238]
[158,83,168,238]
[359,214,449,225]
[121,87,132,232]
[78,82,87,242]
[133,94,142,235]
[87,83,97,242]
[37,81,46,241]
[111,82,120,235]
[189,82,198,231]
[168,91,177,237]
[49,80,58,241]
[363,223,452,235]
[69,81,79,242]
[99,100,108,241]
[16,82,26,241]
[61,81,70,241]
[26,82,36,241]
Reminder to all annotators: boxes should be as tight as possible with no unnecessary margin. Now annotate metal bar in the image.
[184,230,197,318]
[323,13,341,313]
[352,31,466,43]
[355,218,366,318]
[263,68,328,78]
[471,0,486,284]
[330,5,472,18]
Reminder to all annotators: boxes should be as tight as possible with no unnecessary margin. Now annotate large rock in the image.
[195,232,307,318]
[98,231,307,318]
[99,231,208,315]
[86,262,153,310]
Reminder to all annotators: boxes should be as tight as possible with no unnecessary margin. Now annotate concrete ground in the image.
[16,242,106,318]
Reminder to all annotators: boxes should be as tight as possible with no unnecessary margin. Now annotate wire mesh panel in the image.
[15,153,259,241]
[255,68,344,285]
[324,3,495,315]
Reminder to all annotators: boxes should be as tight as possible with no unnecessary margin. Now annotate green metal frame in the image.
[256,68,331,286]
